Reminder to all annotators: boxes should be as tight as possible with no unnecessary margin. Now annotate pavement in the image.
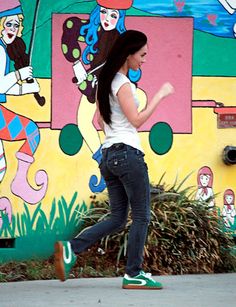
[0,273,236,307]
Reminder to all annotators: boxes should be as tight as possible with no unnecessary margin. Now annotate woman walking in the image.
[55,30,174,289]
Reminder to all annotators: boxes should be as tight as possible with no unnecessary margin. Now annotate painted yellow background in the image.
[1,76,236,220]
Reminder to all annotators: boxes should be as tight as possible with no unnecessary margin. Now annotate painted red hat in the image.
[97,0,133,9]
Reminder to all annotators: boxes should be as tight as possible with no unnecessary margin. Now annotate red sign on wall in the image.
[218,114,236,128]
[214,107,236,129]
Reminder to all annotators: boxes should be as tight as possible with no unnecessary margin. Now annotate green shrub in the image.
[86,180,236,275]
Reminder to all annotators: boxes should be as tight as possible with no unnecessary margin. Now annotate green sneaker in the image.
[54,241,77,282]
[122,271,163,290]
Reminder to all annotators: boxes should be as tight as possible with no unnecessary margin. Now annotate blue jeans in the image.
[70,143,151,277]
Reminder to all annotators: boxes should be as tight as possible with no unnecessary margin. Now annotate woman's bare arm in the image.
[96,99,104,132]
[117,82,174,128]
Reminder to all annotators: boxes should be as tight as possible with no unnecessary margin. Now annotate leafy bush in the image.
[86,180,236,275]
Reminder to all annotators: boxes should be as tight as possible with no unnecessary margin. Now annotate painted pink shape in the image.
[52,15,193,133]
[11,152,48,205]
[174,0,185,12]
[0,0,21,12]
[207,14,217,26]
[0,197,12,228]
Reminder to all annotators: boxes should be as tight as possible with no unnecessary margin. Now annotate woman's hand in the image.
[158,82,174,99]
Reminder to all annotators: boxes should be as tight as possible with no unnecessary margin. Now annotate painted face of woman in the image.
[200,174,210,187]
[2,15,20,45]
[225,195,233,205]
[100,7,119,31]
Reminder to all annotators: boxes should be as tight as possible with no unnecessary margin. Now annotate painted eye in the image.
[14,24,20,28]
[6,22,12,27]
[111,13,118,19]
[100,9,107,15]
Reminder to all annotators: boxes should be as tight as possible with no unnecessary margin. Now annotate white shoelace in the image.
[140,271,155,282]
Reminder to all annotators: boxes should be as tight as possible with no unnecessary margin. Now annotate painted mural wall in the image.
[0,0,236,262]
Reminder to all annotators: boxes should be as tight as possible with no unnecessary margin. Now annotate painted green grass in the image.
[0,192,89,263]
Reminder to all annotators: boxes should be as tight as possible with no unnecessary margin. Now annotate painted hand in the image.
[18,66,33,81]
[22,78,40,94]
[73,60,87,84]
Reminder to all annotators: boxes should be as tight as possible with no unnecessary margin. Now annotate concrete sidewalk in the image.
[0,273,235,307]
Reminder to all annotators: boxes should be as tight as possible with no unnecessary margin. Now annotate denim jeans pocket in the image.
[127,146,147,169]
[108,149,128,169]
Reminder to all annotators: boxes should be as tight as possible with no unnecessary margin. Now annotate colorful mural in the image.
[0,0,236,262]
[53,13,192,193]
[0,2,48,208]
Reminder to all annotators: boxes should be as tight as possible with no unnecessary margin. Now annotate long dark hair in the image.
[97,30,147,125]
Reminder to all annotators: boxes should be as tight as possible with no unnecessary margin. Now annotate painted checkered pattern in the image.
[0,105,40,156]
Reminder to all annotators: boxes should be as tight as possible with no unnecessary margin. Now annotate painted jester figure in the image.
[0,0,48,223]
[61,0,135,193]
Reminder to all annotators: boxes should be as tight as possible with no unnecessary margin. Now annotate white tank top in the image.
[102,72,143,152]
